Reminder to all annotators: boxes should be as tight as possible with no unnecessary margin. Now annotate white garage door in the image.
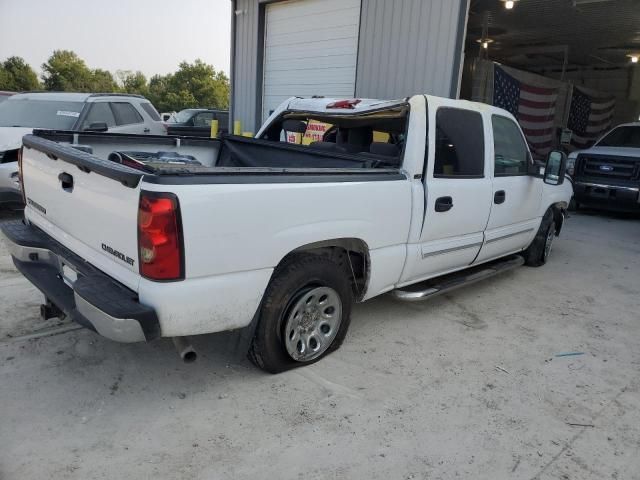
[262,0,362,121]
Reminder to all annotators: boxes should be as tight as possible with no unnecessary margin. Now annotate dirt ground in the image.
[0,208,639,480]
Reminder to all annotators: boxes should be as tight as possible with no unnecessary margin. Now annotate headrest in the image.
[282,119,307,134]
[369,142,400,157]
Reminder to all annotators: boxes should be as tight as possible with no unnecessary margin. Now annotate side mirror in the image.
[544,150,567,185]
[84,122,108,132]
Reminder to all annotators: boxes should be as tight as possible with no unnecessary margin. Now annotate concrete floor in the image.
[1,209,639,480]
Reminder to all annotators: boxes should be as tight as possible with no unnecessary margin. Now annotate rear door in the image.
[474,114,542,263]
[400,103,493,283]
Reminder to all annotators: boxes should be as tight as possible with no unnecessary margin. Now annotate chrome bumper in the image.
[1,221,159,343]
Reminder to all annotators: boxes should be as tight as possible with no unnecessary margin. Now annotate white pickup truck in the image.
[1,95,571,373]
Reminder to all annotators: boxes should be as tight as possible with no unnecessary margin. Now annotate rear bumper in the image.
[0,220,160,342]
[573,181,640,212]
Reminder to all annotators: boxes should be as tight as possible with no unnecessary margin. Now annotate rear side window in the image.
[140,102,161,121]
[492,115,529,176]
[193,111,215,126]
[81,102,116,129]
[111,102,143,125]
[215,112,229,125]
[434,108,484,177]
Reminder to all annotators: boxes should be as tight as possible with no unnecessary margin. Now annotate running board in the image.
[391,255,525,302]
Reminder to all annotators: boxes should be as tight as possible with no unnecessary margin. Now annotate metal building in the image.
[230,0,469,133]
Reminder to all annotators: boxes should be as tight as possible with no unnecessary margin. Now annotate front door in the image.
[400,104,493,284]
[475,114,543,263]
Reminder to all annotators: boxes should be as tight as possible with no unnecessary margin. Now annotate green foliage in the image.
[0,56,40,91]
[1,51,230,113]
[146,60,230,112]
[117,70,149,97]
[90,68,119,92]
[41,50,93,91]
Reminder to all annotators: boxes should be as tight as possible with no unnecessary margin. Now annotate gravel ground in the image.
[0,209,639,480]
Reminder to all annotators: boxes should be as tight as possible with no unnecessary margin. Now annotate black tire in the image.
[248,254,353,373]
[523,209,555,267]
[569,198,579,212]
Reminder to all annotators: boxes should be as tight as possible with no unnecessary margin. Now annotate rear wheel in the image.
[523,209,556,267]
[249,254,353,373]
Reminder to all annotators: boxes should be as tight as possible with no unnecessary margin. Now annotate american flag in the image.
[567,86,615,149]
[493,66,558,156]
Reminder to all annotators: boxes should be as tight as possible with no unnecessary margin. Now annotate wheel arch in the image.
[550,201,568,235]
[276,238,371,302]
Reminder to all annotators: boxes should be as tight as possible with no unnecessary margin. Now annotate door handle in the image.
[435,196,453,212]
[58,172,74,192]
[143,128,151,133]
[494,190,506,204]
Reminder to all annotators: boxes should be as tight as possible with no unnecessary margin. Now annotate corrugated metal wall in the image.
[231,0,261,132]
[355,0,467,100]
[231,0,469,132]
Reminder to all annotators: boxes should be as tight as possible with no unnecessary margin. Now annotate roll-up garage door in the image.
[262,0,362,121]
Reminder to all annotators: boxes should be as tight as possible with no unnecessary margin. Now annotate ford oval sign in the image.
[599,165,614,172]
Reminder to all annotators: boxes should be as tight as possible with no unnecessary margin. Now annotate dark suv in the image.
[166,109,229,137]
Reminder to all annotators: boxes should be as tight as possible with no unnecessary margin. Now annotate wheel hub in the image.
[283,286,342,362]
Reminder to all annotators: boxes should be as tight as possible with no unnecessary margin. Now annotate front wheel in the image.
[522,209,556,267]
[249,254,353,373]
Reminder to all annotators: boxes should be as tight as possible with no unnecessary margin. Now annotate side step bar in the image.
[391,255,525,302]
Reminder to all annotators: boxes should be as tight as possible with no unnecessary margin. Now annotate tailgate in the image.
[21,134,145,291]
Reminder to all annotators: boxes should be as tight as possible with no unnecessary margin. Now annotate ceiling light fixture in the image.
[627,54,639,64]
[501,0,518,9]
[477,38,494,49]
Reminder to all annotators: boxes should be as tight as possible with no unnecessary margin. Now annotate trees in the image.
[41,50,94,91]
[1,52,230,112]
[41,50,118,92]
[146,60,230,112]
[117,70,149,97]
[0,56,40,91]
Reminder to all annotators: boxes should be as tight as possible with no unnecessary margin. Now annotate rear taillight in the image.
[17,147,25,204]
[138,191,184,281]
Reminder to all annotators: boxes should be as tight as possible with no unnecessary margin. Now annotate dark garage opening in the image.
[460,0,640,158]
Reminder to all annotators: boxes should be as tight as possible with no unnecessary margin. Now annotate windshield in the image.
[0,99,85,129]
[175,109,197,123]
[597,126,640,148]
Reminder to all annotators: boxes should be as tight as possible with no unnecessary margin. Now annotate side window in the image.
[140,102,161,121]
[434,108,484,177]
[81,102,116,129]
[111,102,144,126]
[215,112,229,125]
[193,112,214,127]
[492,115,529,176]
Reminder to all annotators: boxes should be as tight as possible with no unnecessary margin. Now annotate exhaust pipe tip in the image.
[172,336,197,363]
[182,350,197,363]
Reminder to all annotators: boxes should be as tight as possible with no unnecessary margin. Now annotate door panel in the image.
[401,105,492,283]
[475,115,542,264]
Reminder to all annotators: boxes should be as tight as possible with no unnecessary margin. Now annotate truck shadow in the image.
[571,207,640,221]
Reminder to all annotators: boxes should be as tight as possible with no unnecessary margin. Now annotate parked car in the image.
[568,122,640,212]
[166,108,229,137]
[1,94,571,373]
[0,92,165,206]
[0,91,16,103]
[160,112,176,122]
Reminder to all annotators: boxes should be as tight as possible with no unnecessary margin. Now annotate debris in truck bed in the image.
[108,150,202,172]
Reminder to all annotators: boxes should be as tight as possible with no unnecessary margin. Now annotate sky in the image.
[0,0,232,78]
